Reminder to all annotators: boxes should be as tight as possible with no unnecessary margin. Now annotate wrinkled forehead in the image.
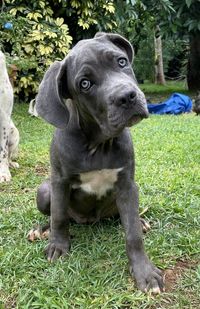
[68,38,127,76]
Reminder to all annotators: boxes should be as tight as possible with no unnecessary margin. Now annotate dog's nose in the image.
[116,90,137,108]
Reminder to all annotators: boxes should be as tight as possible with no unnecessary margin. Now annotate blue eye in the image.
[118,58,127,67]
[80,79,91,90]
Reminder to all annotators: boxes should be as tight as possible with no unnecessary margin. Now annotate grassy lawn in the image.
[0,92,200,308]
[140,80,194,103]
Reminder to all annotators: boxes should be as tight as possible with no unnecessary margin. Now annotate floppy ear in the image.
[95,32,134,63]
[36,59,70,128]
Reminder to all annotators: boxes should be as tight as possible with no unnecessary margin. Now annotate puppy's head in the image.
[36,33,148,138]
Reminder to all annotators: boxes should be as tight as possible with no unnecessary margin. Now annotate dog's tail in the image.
[28,99,39,117]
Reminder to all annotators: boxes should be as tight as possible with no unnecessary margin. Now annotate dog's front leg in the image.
[0,109,11,182]
[45,176,70,262]
[116,177,164,293]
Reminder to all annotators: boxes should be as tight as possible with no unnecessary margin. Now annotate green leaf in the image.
[188,21,197,31]
[186,0,192,8]
[176,5,183,18]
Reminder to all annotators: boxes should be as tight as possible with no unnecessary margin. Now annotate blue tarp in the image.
[147,93,192,115]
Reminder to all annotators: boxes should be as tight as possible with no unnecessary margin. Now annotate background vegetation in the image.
[0,0,116,100]
[0,0,200,100]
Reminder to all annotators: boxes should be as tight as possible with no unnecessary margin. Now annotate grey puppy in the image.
[35,32,163,293]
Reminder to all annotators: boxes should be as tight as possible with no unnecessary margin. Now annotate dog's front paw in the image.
[45,239,70,262]
[9,161,19,169]
[130,256,164,294]
[0,167,11,182]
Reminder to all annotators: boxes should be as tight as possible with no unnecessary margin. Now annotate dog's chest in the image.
[0,70,13,111]
[72,168,123,199]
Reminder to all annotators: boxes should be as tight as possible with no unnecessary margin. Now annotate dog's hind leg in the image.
[37,180,51,216]
[27,180,51,242]
[0,108,11,182]
[8,119,20,168]
[28,223,50,242]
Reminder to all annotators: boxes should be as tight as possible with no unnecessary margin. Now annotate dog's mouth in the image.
[127,113,148,127]
[104,112,148,138]
[108,110,149,131]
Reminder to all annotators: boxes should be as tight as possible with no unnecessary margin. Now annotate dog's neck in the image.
[71,104,111,146]
[80,117,111,146]
[67,99,117,149]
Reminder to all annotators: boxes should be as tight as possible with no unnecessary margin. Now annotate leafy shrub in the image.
[0,1,72,100]
[0,0,116,101]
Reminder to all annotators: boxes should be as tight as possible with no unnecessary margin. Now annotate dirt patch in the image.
[164,259,198,292]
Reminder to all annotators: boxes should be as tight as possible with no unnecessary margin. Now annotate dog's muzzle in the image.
[115,90,137,108]
[107,87,149,132]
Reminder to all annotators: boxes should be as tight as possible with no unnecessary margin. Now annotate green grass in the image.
[140,80,188,93]
[0,100,200,308]
[140,80,194,103]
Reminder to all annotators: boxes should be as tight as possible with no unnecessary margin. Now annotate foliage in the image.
[0,0,72,100]
[68,0,115,30]
[133,33,187,82]
[168,0,200,90]
[65,0,116,32]
[133,31,155,82]
[0,0,116,100]
[169,0,200,34]
[114,0,174,48]
[0,94,200,307]
[46,0,117,42]
[1,0,199,96]
[114,0,200,87]
[143,0,200,90]
[113,0,176,82]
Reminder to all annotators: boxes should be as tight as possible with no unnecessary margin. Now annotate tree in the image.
[114,0,173,84]
[139,1,174,84]
[143,0,200,90]
[154,25,165,85]
[170,0,200,91]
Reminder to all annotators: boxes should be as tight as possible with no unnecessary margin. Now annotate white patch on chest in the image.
[72,168,123,199]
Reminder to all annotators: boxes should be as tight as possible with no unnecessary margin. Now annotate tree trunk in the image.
[154,26,165,85]
[187,32,200,91]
